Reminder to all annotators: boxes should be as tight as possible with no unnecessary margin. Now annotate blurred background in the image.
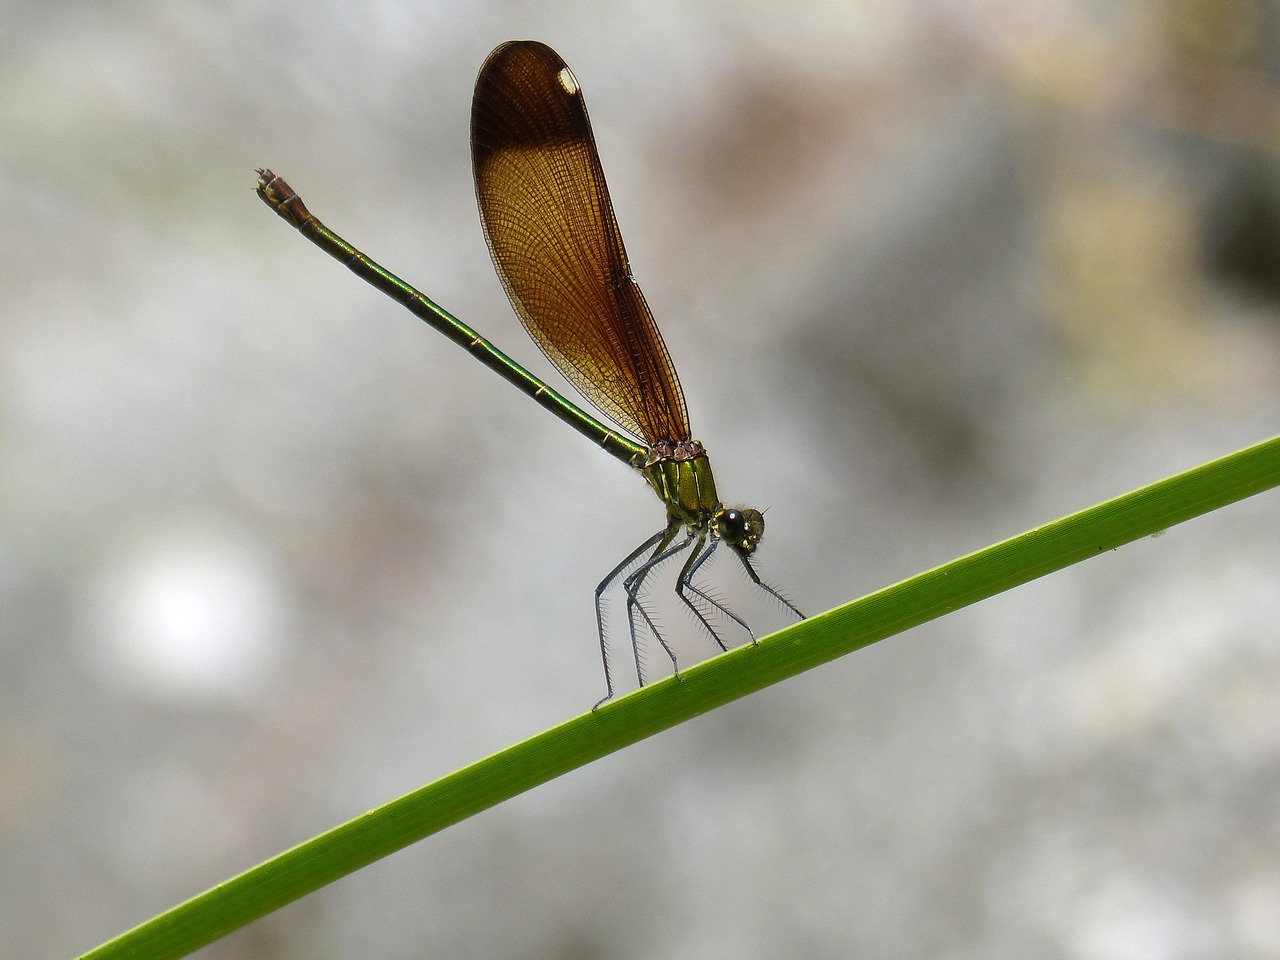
[4,0,1280,957]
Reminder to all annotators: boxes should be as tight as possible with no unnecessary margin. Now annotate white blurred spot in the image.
[88,525,288,705]
[1073,875,1219,960]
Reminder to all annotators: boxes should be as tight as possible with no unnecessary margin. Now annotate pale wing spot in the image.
[557,66,579,96]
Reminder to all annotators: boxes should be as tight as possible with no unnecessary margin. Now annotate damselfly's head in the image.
[712,507,766,557]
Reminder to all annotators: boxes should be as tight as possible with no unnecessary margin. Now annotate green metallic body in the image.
[643,450,718,527]
[256,171,647,472]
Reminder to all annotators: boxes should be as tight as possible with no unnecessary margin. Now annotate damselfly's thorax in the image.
[641,437,715,524]
[640,438,766,557]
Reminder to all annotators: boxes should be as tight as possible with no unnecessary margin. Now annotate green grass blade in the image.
[77,433,1280,960]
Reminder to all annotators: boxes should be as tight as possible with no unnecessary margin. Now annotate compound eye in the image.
[719,509,748,541]
[716,508,764,555]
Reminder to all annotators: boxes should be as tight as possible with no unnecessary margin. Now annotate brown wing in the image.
[470,40,690,445]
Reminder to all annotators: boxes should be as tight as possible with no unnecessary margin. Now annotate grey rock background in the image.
[3,1,1279,957]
